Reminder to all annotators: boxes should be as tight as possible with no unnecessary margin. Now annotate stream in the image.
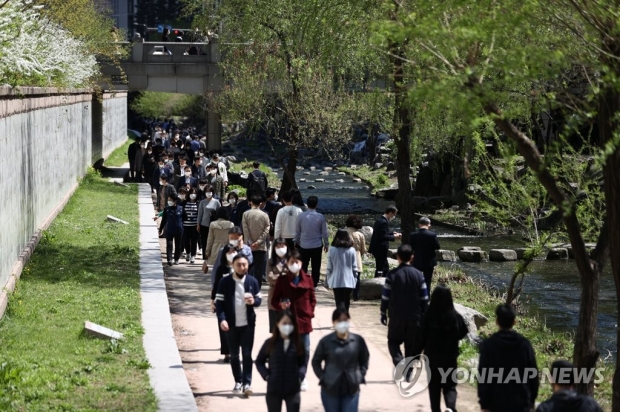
[276,166,617,359]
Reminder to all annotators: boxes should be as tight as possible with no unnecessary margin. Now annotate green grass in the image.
[338,165,396,191]
[104,138,132,167]
[435,266,612,410]
[0,169,157,412]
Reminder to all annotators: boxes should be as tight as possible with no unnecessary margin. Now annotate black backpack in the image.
[247,170,267,195]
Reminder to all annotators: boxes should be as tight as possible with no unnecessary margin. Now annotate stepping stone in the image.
[107,215,129,225]
[436,250,456,262]
[335,179,345,183]
[299,178,307,182]
[315,179,325,183]
[307,185,316,190]
[489,249,518,262]
[323,167,333,172]
[338,172,346,175]
[319,171,329,176]
[310,166,316,171]
[84,321,123,340]
[353,178,362,183]
[457,247,488,262]
[303,172,311,175]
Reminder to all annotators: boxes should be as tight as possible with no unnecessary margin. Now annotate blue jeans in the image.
[320,390,359,412]
[226,325,255,385]
[301,333,310,369]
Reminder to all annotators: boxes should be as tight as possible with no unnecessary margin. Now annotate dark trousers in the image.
[353,271,361,301]
[299,246,323,287]
[166,234,183,262]
[219,327,230,356]
[251,250,267,281]
[269,309,277,333]
[266,392,301,412]
[183,225,199,257]
[284,238,295,251]
[226,325,255,385]
[199,225,210,260]
[374,250,389,277]
[129,160,136,179]
[428,357,458,412]
[333,288,353,312]
[387,318,420,366]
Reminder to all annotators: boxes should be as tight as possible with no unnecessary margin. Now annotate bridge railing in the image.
[128,41,220,64]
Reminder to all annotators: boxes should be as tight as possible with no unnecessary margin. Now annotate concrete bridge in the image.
[100,41,223,149]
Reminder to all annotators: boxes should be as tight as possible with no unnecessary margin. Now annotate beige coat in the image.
[266,258,289,311]
[346,227,367,273]
[242,208,270,252]
[206,219,234,265]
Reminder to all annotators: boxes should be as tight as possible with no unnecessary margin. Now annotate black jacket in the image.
[536,389,603,412]
[478,329,539,412]
[409,228,441,270]
[312,332,370,397]
[255,338,307,396]
[215,274,262,327]
[417,311,468,360]
[211,264,232,301]
[368,216,394,255]
[380,264,429,321]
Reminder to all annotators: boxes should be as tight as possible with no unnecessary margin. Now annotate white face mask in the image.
[159,180,164,185]
[167,201,175,207]
[288,263,301,274]
[229,198,236,205]
[278,324,294,337]
[229,239,240,247]
[199,185,206,191]
[335,321,350,335]
[189,194,197,200]
[185,172,191,177]
[275,247,287,258]
[206,192,213,198]
[208,170,216,175]
[274,195,278,201]
[179,195,186,201]
[226,253,236,263]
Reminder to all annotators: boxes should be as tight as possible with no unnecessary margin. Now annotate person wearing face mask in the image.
[127,137,140,181]
[271,249,316,392]
[256,310,306,412]
[266,238,290,332]
[368,205,401,278]
[175,155,189,180]
[143,143,155,189]
[197,186,221,260]
[210,227,254,287]
[274,191,302,250]
[211,244,237,363]
[182,187,200,263]
[242,195,271,283]
[159,194,184,265]
[176,166,198,191]
[312,307,370,412]
[192,156,207,180]
[326,230,358,312]
[215,254,262,396]
[197,177,209,201]
[207,163,226,200]
[156,174,177,212]
[225,192,240,225]
[205,207,234,266]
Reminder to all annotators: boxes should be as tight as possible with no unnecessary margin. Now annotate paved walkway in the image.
[159,246,433,411]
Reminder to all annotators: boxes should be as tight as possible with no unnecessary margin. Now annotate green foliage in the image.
[104,139,132,167]
[131,92,205,120]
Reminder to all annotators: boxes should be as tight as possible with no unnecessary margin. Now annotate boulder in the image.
[358,277,385,300]
[547,248,569,260]
[353,178,362,183]
[457,247,488,262]
[315,179,325,183]
[489,249,518,262]
[299,178,307,182]
[387,249,398,259]
[454,303,488,345]
[436,250,456,262]
[296,166,305,171]
[308,185,316,190]
[359,226,373,243]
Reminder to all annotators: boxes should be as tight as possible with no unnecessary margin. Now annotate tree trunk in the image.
[280,148,299,193]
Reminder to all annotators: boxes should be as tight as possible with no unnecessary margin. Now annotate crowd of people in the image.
[142,128,602,412]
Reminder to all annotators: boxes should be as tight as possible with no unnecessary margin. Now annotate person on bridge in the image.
[215,254,262,397]
[380,244,428,367]
[368,205,401,278]
[536,360,603,412]
[409,216,441,292]
[242,195,271,283]
[159,193,184,266]
[274,191,302,251]
[294,196,329,288]
[326,229,358,312]
[211,244,236,364]
[256,310,306,412]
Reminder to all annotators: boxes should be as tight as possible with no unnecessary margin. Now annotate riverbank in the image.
[434,265,612,410]
[337,165,397,193]
[0,170,156,411]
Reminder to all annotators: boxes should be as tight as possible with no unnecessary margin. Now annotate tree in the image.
[131,91,206,123]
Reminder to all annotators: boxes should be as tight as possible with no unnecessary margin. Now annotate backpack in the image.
[247,170,267,195]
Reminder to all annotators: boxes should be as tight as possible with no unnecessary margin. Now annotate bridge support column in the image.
[206,105,222,151]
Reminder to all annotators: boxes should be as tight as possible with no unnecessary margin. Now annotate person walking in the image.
[380,244,429,366]
[274,191,302,250]
[294,196,329,288]
[197,188,221,260]
[271,249,316,392]
[242,195,271,283]
[368,205,401,278]
[255,310,306,412]
[312,307,370,412]
[159,193,184,266]
[211,244,237,364]
[536,360,603,412]
[156,173,177,212]
[325,229,358,312]
[177,165,198,191]
[266,238,290,333]
[128,138,140,181]
[478,304,539,412]
[212,152,229,188]
[182,187,200,263]
[210,227,254,287]
[345,215,367,301]
[246,161,268,199]
[417,285,468,412]
[205,207,234,265]
[409,216,441,291]
[215,254,262,396]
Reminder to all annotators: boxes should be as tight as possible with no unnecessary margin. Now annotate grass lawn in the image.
[104,138,132,167]
[0,169,156,412]
[337,165,396,191]
[434,265,613,410]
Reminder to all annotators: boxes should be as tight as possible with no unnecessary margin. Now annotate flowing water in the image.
[282,167,617,358]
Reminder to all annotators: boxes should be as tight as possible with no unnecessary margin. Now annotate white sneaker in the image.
[190,255,195,264]
[445,409,454,412]
[243,384,253,396]
[174,260,179,265]
[232,382,242,393]
[300,379,308,391]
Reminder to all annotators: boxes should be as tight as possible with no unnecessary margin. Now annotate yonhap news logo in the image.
[393,355,431,397]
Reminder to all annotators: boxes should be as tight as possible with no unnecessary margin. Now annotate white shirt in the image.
[234,275,248,327]
[283,339,290,352]
[217,161,228,183]
[274,205,302,239]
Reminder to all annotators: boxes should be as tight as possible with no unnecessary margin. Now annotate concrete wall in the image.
[0,87,127,316]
